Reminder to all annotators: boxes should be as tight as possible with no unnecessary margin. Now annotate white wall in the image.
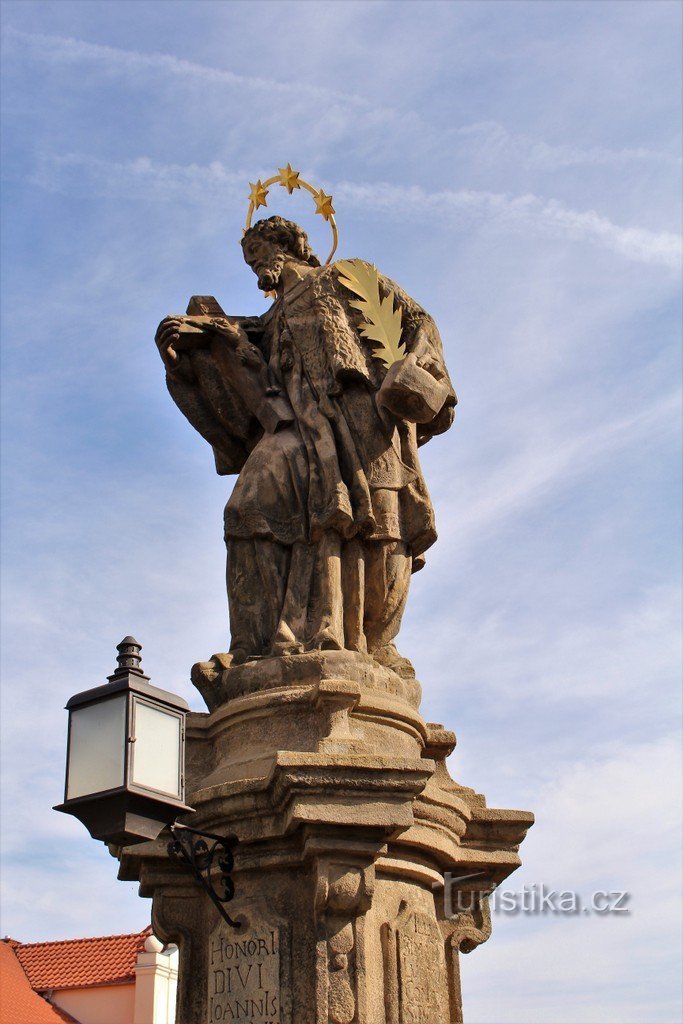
[134,945,178,1024]
[46,938,178,1024]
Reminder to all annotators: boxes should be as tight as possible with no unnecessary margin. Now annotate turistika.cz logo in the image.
[437,873,631,916]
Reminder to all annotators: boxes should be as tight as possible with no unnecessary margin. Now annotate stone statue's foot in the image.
[308,629,344,652]
[372,643,416,680]
[270,621,304,657]
[191,645,423,711]
[228,646,251,666]
[270,640,305,656]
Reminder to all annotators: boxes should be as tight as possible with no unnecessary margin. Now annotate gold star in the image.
[313,188,335,221]
[278,163,301,194]
[248,180,269,209]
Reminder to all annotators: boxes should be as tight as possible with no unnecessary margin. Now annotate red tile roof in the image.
[0,942,78,1023]
[12,927,151,991]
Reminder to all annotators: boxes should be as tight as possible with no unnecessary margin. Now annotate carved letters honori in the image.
[208,926,281,1024]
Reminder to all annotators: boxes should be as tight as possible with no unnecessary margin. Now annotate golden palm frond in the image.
[336,259,405,368]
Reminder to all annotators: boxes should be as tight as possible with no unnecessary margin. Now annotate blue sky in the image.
[0,2,680,1021]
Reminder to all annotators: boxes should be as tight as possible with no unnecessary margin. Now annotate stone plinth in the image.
[118,652,532,1023]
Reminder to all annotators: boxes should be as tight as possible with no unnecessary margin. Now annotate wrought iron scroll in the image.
[168,822,240,929]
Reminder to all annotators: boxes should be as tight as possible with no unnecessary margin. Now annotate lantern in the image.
[54,637,193,845]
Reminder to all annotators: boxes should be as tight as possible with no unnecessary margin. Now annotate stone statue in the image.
[120,183,532,1024]
[155,215,456,678]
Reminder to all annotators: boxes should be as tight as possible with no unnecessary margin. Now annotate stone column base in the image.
[118,651,532,1023]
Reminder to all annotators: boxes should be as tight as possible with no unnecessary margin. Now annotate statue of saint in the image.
[155,211,455,678]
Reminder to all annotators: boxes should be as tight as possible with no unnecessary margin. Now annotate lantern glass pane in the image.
[67,695,127,799]
[131,700,181,798]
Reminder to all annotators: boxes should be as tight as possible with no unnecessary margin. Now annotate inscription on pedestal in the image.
[382,903,450,1024]
[208,925,281,1024]
[396,911,448,1023]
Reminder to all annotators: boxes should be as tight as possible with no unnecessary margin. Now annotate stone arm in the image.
[155,298,293,476]
[375,272,457,446]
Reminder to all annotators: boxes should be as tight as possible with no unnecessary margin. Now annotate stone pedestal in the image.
[118,651,532,1023]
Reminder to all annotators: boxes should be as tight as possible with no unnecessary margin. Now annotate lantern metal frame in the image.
[54,639,194,846]
[55,637,240,928]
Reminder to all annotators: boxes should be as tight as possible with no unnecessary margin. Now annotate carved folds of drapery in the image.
[314,860,374,1024]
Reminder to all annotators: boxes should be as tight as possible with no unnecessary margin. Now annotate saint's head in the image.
[241,216,321,292]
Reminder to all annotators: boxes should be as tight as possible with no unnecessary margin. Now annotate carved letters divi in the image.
[208,927,281,1024]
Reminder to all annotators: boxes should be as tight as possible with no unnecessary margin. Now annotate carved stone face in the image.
[242,235,287,292]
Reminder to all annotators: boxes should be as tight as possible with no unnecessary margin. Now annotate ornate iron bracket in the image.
[168,822,240,929]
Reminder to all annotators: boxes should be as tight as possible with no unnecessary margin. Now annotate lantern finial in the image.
[114,636,143,676]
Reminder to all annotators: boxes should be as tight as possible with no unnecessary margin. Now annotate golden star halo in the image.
[248,180,269,209]
[312,188,335,221]
[245,165,338,264]
[278,163,301,194]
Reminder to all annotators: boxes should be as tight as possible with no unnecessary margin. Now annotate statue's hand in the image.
[410,331,445,381]
[204,318,265,370]
[155,316,184,370]
[210,317,245,347]
[377,347,452,425]
[236,339,266,370]
[206,318,263,369]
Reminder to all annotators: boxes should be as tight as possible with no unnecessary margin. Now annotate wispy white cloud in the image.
[27,152,682,271]
[1,843,146,941]
[418,583,681,724]
[31,152,247,204]
[436,389,680,558]
[9,29,680,174]
[7,24,680,276]
[462,735,682,1023]
[337,180,682,271]
[458,119,682,170]
[529,734,681,882]
[4,27,369,107]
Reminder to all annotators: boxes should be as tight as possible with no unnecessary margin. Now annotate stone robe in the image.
[163,262,455,668]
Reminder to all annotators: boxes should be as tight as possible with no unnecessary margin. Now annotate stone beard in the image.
[155,216,456,678]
